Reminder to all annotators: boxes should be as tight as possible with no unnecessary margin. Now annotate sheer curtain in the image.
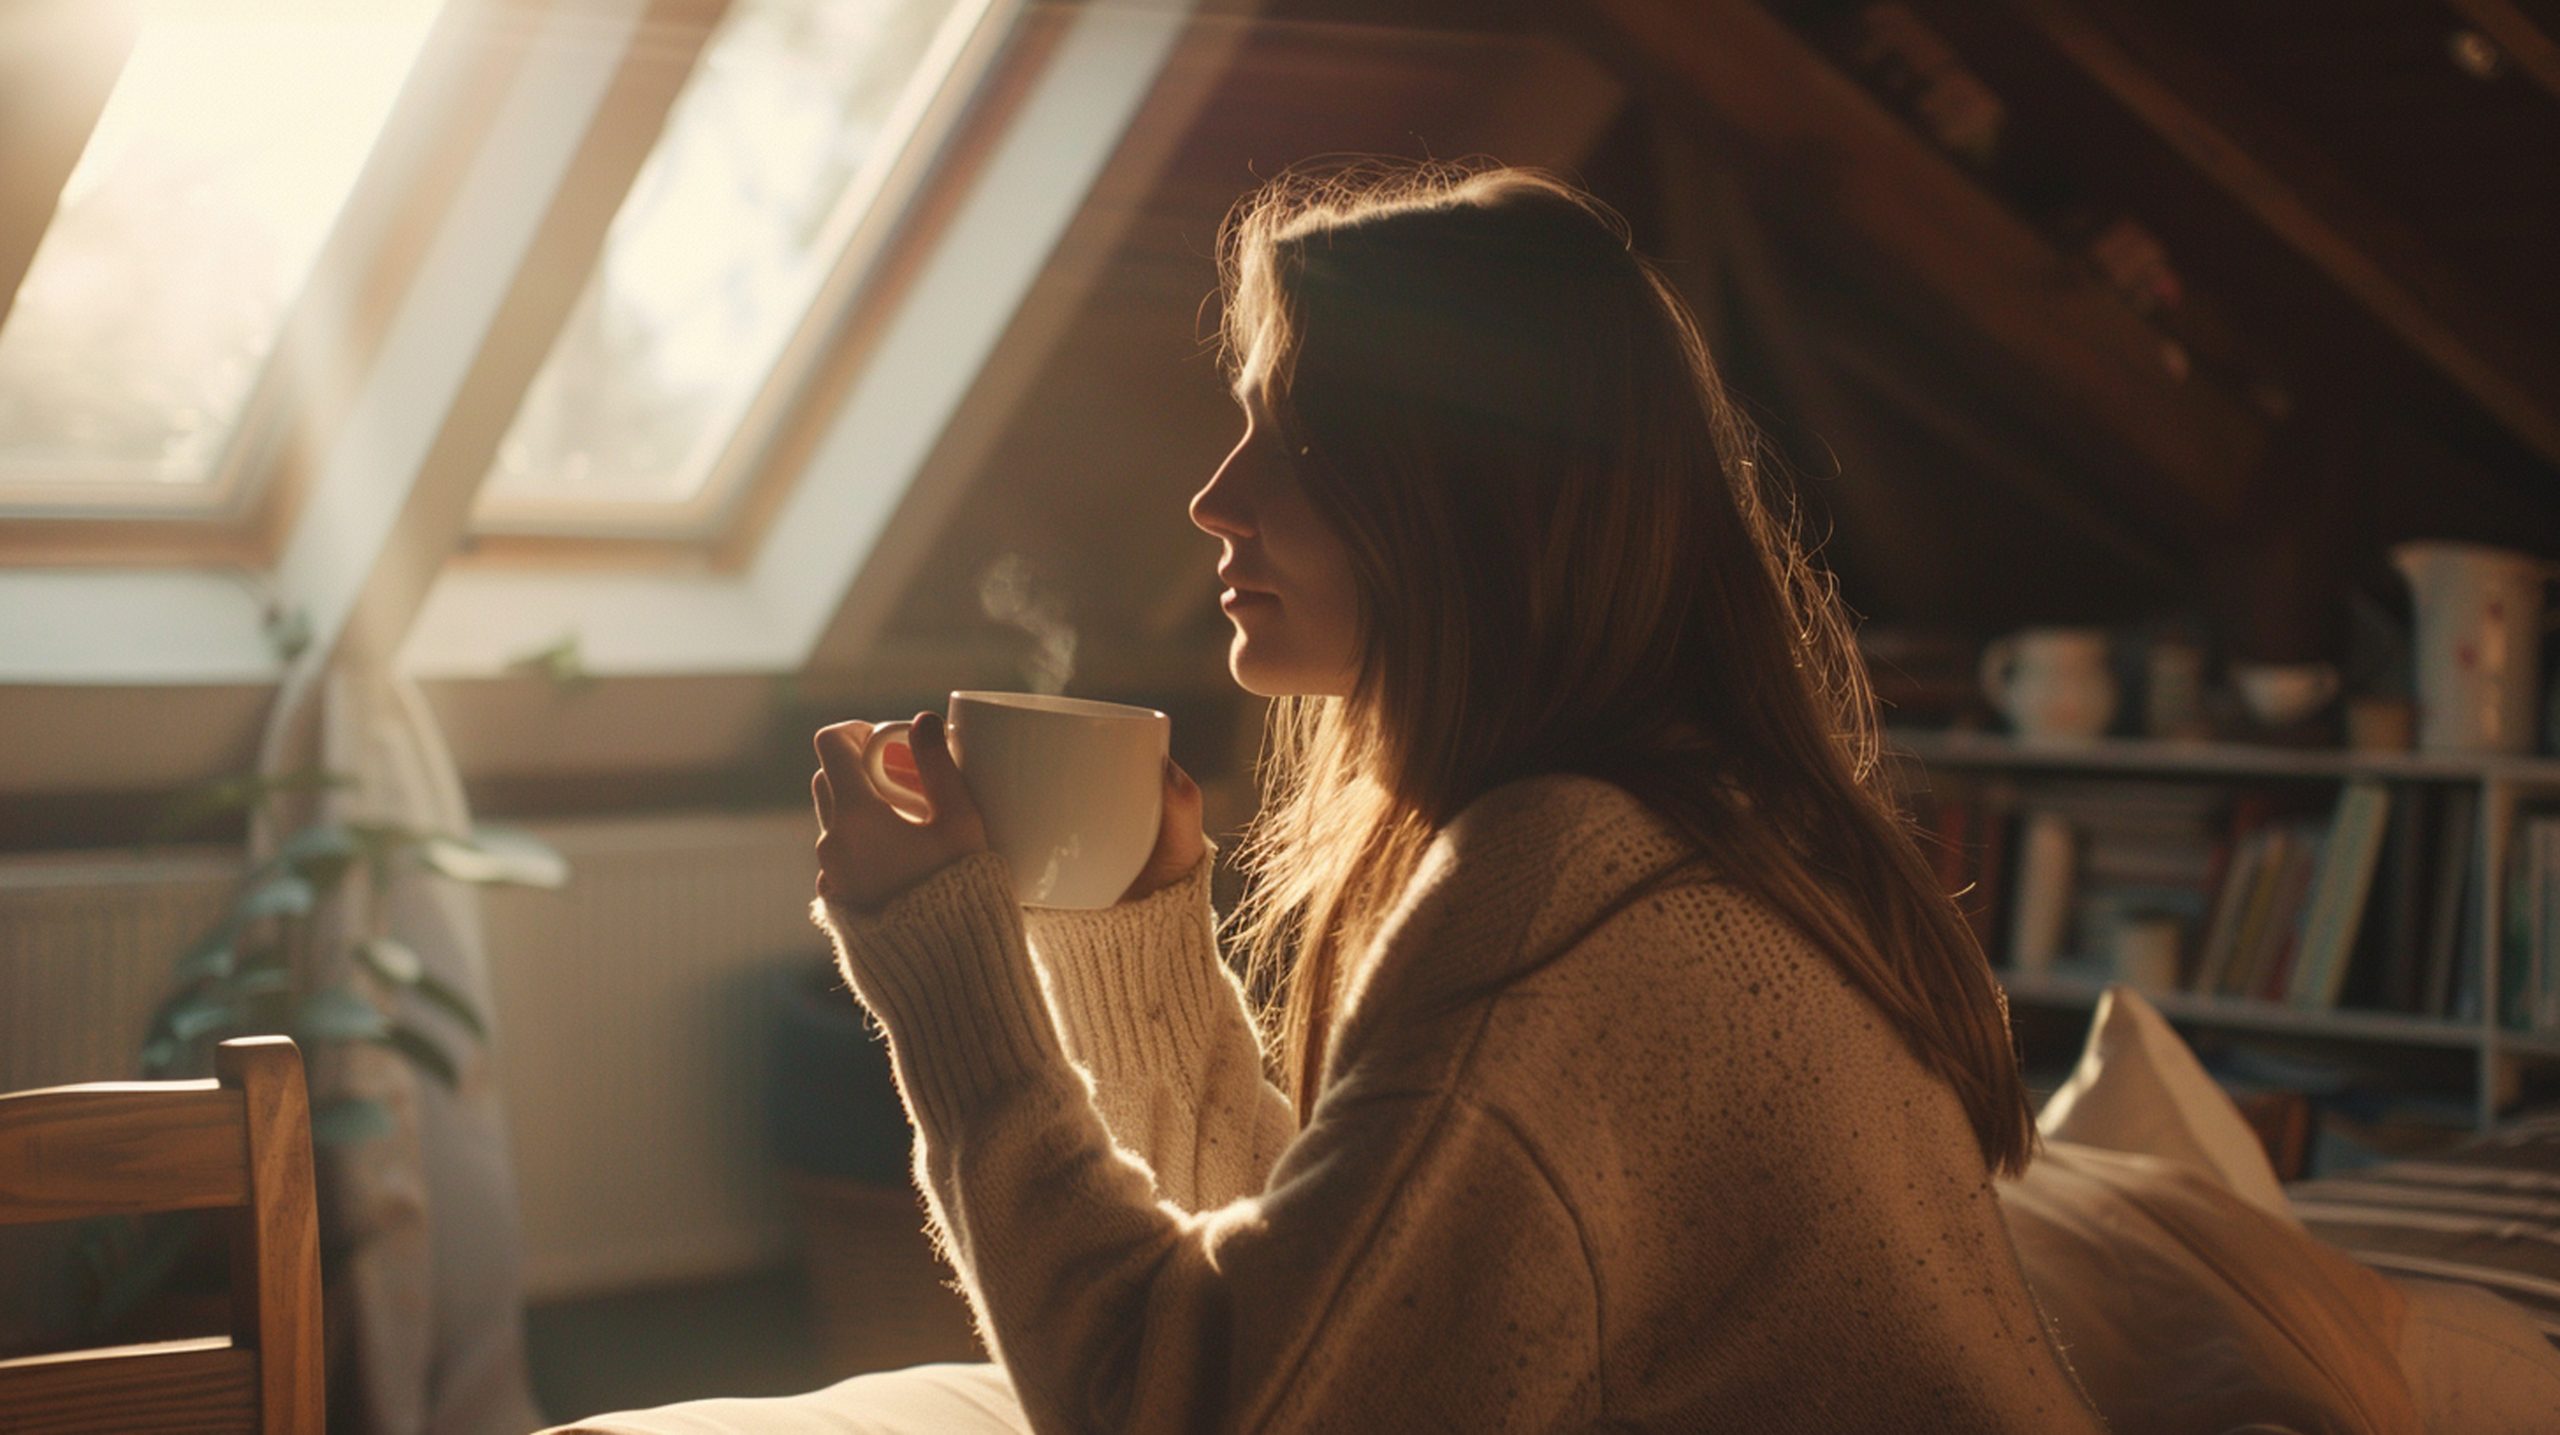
[253,655,543,1435]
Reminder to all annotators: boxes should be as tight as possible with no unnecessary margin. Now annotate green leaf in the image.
[411,972,488,1040]
[237,872,317,921]
[355,936,424,986]
[295,986,388,1042]
[143,767,349,845]
[165,994,236,1043]
[415,828,568,888]
[173,939,236,984]
[263,603,313,665]
[140,1038,181,1075]
[230,967,295,999]
[373,1024,461,1089]
[310,1097,392,1146]
[346,820,426,858]
[508,632,598,694]
[273,823,359,888]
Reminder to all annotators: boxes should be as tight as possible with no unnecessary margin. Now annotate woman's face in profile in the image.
[1189,366,1361,699]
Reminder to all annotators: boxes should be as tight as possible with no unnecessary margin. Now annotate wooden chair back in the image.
[0,1035,325,1434]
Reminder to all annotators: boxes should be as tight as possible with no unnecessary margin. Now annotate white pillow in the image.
[2018,984,2560,1435]
[2034,983,2291,1219]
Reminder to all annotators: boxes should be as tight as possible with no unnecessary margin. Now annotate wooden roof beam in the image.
[2442,0,2560,106]
[1564,0,2263,524]
[1996,0,2560,471]
[0,2,134,337]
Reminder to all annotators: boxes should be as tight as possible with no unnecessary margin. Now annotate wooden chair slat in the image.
[0,1083,249,1224]
[0,1037,322,1433]
[0,1337,259,1435]
[219,1039,325,1432]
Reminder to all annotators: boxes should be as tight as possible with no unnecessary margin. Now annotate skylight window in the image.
[0,0,442,514]
[471,0,972,539]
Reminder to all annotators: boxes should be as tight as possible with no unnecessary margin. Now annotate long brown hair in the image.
[1212,157,2034,1177]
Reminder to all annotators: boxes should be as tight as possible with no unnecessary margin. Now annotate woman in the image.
[559,160,2108,1432]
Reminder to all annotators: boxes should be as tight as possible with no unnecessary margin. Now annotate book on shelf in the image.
[2437,782,2478,1018]
[2430,787,2481,1020]
[2246,825,2324,1002]
[1900,743,2534,1037]
[2364,785,2435,1014]
[2501,806,2560,1033]
[2286,780,2392,1011]
[1902,770,2020,961]
[2543,814,2560,1031]
[2007,808,2076,972]
[2218,823,2300,999]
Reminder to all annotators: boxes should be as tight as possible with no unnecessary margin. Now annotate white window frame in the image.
[0,0,1207,689]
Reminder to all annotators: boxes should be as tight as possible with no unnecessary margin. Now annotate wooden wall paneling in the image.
[1648,121,1962,622]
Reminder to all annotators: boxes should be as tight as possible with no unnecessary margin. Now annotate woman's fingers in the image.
[812,720,871,798]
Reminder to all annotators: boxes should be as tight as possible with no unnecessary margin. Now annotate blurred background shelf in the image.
[1887,725,2560,789]
[1886,725,2560,1133]
[2002,967,2487,1049]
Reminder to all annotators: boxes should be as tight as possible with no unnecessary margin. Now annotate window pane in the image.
[475,0,966,529]
[0,0,441,504]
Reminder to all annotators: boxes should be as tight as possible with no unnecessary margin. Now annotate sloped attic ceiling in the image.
[849,0,2560,711]
[8,0,2555,826]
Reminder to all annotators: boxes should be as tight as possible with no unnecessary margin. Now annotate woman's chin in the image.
[1226,644,1302,699]
[1228,663,1342,701]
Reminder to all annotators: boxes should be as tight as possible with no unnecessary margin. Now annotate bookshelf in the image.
[1884,726,2560,1133]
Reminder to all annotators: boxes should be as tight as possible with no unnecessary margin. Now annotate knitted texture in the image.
[812,771,2107,1432]
[1016,837,1296,1214]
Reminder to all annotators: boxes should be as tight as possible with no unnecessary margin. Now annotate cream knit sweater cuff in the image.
[809,850,1074,1132]
[1017,840,1232,1081]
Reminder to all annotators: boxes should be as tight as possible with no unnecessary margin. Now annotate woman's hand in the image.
[811,712,990,914]
[1118,757,1208,905]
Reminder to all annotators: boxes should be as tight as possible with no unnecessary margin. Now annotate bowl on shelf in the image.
[2229,660,2341,728]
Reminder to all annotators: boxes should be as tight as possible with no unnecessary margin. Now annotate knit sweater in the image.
[811,770,2108,1433]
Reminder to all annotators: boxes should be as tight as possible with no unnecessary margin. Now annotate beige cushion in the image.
[2003,1140,2418,1435]
[2015,984,2560,1435]
[2035,984,2290,1219]
[2004,985,2419,1434]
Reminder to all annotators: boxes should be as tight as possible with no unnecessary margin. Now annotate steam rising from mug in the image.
[979,554,1076,695]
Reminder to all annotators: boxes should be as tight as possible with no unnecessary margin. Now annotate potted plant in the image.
[53,765,567,1345]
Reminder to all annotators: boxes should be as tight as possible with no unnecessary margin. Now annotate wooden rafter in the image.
[2442,0,2560,104]
[1997,0,2560,471]
[1565,0,2263,523]
[0,2,133,339]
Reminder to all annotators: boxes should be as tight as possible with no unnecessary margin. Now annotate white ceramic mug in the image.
[1979,627,2118,742]
[862,691,1169,909]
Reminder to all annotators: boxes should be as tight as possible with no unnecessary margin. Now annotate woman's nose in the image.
[1190,447,1254,539]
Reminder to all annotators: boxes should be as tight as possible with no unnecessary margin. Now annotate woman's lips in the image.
[1220,587,1277,609]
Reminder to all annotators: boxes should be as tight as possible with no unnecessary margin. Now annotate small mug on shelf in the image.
[1980,627,2118,743]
